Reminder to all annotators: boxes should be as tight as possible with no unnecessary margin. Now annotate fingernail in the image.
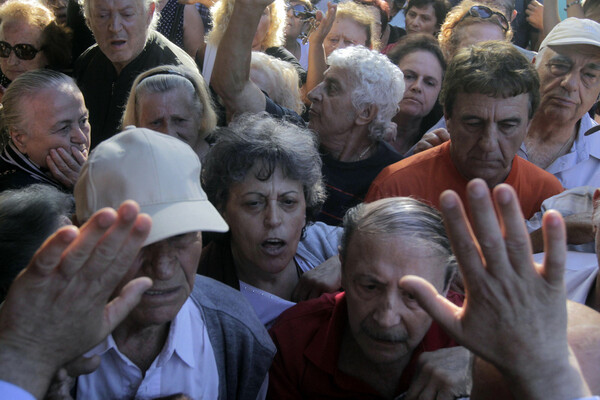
[440,191,458,208]
[496,187,511,205]
[470,180,486,198]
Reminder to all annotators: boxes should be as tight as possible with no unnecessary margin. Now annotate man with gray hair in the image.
[521,18,600,189]
[74,0,197,148]
[268,197,470,398]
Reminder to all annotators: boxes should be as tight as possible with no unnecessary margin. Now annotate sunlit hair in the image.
[439,41,539,119]
[341,197,456,291]
[438,0,512,60]
[404,0,451,34]
[250,51,303,115]
[335,1,380,50]
[202,113,325,222]
[0,69,77,147]
[207,0,286,48]
[353,0,390,32]
[122,65,217,142]
[79,0,159,32]
[327,46,405,141]
[0,0,72,70]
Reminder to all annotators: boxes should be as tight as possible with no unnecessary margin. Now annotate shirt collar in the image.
[157,298,196,368]
[83,298,197,368]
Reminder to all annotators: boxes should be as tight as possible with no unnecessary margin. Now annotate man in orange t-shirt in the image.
[366,41,563,218]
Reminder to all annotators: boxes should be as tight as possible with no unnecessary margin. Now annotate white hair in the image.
[78,0,159,32]
[327,46,405,141]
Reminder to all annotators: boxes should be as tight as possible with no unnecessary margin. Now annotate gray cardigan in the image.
[190,275,276,399]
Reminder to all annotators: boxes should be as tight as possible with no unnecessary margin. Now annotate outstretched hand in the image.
[399,179,590,400]
[0,201,152,399]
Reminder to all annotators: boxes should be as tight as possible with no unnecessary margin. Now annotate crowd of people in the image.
[0,0,599,397]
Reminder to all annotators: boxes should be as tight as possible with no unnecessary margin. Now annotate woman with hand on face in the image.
[0,70,90,193]
[199,114,336,328]
[122,65,217,161]
[0,0,71,97]
[387,34,445,155]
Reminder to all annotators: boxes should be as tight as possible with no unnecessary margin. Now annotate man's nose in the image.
[145,242,178,280]
[372,293,403,328]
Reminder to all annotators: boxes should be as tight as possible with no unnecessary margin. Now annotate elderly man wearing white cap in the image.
[520,18,600,188]
[72,128,275,399]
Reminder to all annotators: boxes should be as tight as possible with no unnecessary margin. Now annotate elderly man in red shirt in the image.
[268,197,469,399]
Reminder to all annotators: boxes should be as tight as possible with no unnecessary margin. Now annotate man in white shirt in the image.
[0,127,275,400]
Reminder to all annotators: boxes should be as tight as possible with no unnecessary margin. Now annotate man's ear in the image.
[355,104,377,127]
[10,129,28,154]
[510,9,517,22]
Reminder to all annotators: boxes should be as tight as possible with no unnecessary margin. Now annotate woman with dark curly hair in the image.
[0,0,71,94]
[199,113,339,327]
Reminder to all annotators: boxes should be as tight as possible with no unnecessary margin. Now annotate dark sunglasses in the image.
[286,3,315,19]
[0,41,41,60]
[459,5,510,32]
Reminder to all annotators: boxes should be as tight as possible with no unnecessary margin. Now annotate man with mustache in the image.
[268,197,471,399]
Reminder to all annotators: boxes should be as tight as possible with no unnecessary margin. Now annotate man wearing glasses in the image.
[520,18,600,189]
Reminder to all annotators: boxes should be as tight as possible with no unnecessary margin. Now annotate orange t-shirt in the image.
[365,141,564,219]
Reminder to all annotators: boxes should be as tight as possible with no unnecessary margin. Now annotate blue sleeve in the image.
[264,95,306,127]
[0,381,35,400]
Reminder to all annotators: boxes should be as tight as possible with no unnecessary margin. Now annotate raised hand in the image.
[0,201,152,399]
[399,179,591,400]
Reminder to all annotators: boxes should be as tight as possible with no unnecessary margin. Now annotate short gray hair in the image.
[0,70,78,147]
[327,46,405,141]
[122,65,217,141]
[340,197,456,291]
[78,0,159,32]
[202,113,326,222]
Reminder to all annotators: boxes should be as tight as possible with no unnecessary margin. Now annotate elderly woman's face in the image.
[137,88,201,148]
[88,0,154,73]
[11,85,90,168]
[223,164,306,277]
[324,17,369,57]
[253,6,271,51]
[398,50,443,119]
[0,20,48,82]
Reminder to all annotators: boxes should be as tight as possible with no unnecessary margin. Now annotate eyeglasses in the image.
[458,5,510,32]
[0,41,41,60]
[286,3,315,20]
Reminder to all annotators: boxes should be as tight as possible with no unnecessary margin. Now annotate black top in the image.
[74,31,197,148]
[319,141,403,225]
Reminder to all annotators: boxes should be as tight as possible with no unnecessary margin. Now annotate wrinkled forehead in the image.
[90,0,145,12]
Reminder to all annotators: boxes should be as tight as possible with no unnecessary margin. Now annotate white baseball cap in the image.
[539,17,600,51]
[75,127,228,246]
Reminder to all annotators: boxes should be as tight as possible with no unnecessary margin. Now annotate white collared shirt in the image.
[518,114,600,189]
[77,298,219,400]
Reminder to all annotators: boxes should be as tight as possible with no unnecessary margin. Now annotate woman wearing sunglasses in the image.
[438,0,512,60]
[0,0,71,96]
